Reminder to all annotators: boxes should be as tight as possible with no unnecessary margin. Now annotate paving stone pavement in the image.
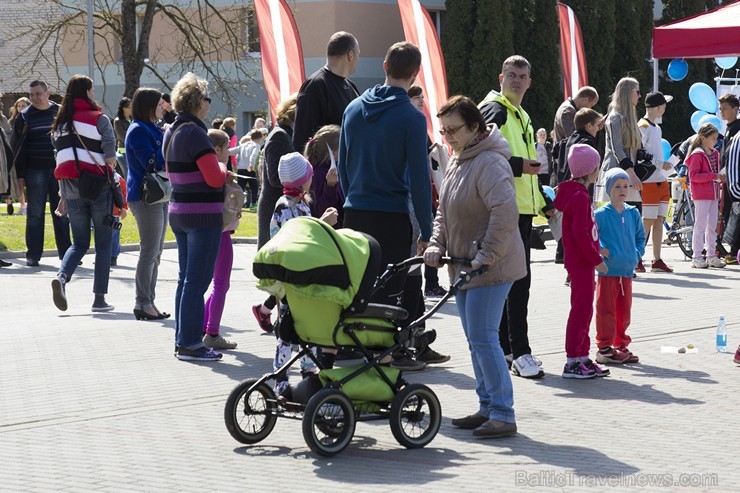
[1,239,738,492]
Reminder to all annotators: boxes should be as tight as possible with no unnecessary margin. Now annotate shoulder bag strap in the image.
[71,121,117,187]
[164,121,196,170]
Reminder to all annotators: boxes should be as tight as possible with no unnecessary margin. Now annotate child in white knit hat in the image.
[260,151,337,397]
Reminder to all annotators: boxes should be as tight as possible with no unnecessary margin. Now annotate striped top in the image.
[53,99,116,180]
[23,103,59,170]
[163,112,226,229]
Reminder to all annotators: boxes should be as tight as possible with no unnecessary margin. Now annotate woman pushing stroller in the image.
[424,96,526,438]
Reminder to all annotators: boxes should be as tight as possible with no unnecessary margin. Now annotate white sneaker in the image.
[707,256,726,268]
[511,354,544,379]
[691,258,708,269]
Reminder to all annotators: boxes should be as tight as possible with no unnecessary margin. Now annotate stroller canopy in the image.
[253,217,376,309]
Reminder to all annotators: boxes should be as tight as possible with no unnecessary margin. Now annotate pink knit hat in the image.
[567,144,600,178]
[278,152,314,188]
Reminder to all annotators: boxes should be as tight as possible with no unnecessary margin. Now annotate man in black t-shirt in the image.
[292,31,360,154]
[12,80,70,266]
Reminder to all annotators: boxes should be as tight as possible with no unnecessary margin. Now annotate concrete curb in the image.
[0,236,258,260]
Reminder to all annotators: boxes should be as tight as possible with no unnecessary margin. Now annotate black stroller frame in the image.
[224,256,486,457]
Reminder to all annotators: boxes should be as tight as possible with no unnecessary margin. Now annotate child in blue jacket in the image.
[594,168,646,364]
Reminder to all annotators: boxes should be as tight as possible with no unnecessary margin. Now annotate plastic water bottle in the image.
[716,316,727,353]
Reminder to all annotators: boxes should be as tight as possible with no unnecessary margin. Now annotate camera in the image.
[636,148,653,165]
[107,215,122,231]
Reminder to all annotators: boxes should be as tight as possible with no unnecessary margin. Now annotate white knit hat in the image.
[278,152,313,188]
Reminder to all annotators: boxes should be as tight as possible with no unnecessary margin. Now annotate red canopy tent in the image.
[652,1,740,59]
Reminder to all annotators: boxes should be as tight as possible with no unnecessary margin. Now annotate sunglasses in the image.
[203,96,212,103]
[439,123,466,136]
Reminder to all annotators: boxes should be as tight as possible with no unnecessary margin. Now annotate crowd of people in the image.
[2,31,740,440]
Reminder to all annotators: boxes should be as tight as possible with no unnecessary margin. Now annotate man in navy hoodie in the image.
[339,41,432,309]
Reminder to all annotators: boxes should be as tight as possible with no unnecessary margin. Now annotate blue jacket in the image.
[338,85,432,240]
[125,120,164,202]
[594,203,646,277]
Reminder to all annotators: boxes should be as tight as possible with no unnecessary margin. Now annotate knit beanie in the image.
[604,168,630,196]
[567,144,600,178]
[278,152,313,188]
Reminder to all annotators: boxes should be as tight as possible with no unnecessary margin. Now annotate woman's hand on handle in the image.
[424,249,441,268]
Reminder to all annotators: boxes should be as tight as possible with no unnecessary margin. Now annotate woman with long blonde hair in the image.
[598,77,643,205]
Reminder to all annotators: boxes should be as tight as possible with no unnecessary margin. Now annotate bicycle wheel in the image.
[389,384,441,449]
[302,389,356,457]
[224,378,278,444]
[671,199,694,259]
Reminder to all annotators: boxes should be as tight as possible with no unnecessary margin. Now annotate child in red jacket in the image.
[686,123,727,269]
[553,144,609,379]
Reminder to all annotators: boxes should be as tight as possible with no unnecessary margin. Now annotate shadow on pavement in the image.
[635,276,728,289]
[632,292,680,300]
[614,363,717,384]
[533,374,704,405]
[498,434,639,477]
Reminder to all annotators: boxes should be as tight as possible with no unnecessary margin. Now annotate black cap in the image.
[644,91,673,108]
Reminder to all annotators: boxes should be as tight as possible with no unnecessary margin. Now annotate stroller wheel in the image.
[302,389,356,457]
[389,383,441,449]
[224,378,278,444]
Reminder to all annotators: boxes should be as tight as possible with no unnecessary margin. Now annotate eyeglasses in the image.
[203,96,212,103]
[439,123,466,136]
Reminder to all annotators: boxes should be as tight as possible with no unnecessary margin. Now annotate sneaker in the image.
[691,258,708,269]
[418,347,451,364]
[18,205,26,216]
[203,334,238,350]
[562,360,596,379]
[595,347,629,364]
[707,256,726,269]
[6,203,13,215]
[724,254,737,266]
[0,258,11,267]
[424,286,448,298]
[390,355,426,371]
[451,413,488,429]
[252,304,274,333]
[635,259,646,273]
[616,347,639,363]
[583,358,610,377]
[51,277,68,311]
[734,346,740,365]
[651,259,673,273]
[26,259,39,267]
[175,346,222,361]
[91,297,115,312]
[511,354,544,379]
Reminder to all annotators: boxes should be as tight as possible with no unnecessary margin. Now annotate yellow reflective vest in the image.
[479,91,546,216]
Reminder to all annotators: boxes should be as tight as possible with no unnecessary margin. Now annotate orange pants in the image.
[595,276,632,349]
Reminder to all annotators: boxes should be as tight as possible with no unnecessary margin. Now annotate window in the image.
[427,9,447,37]
[246,6,260,55]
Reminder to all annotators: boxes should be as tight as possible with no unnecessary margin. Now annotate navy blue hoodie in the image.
[338,85,432,240]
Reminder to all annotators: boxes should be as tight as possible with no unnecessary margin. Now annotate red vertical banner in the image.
[557,2,588,100]
[398,0,449,143]
[254,0,306,123]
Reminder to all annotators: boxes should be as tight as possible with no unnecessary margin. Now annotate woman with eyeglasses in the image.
[164,73,229,362]
[424,96,526,439]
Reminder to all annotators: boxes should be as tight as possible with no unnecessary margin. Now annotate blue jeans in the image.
[172,225,222,350]
[59,189,113,294]
[25,167,71,261]
[456,282,516,424]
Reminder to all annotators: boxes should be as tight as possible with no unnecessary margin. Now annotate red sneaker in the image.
[651,259,673,273]
[635,259,646,273]
[252,304,274,333]
[617,347,639,363]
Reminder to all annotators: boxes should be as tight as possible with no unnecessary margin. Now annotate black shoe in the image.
[7,203,13,215]
[0,259,11,267]
[451,413,488,429]
[110,257,117,266]
[51,277,68,311]
[133,308,167,320]
[418,347,451,364]
[390,355,426,371]
[27,259,39,267]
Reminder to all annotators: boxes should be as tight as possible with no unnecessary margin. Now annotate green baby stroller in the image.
[224,217,484,456]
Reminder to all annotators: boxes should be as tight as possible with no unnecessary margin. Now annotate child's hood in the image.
[553,180,587,211]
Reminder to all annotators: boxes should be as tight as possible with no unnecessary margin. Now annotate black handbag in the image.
[634,148,657,182]
[72,145,108,201]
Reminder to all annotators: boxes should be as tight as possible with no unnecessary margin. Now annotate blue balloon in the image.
[698,114,722,132]
[542,185,556,202]
[691,110,709,132]
[715,57,738,70]
[667,59,688,81]
[661,139,671,162]
[689,83,718,113]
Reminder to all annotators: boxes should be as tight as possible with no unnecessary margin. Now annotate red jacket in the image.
[553,180,602,270]
[686,147,720,201]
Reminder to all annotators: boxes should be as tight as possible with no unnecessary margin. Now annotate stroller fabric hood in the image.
[253,216,371,307]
